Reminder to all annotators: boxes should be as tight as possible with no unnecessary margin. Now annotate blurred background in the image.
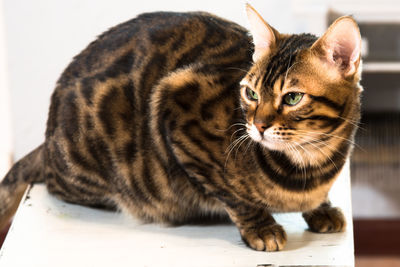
[0,0,399,265]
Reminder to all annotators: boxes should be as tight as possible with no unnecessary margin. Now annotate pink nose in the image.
[254,122,268,134]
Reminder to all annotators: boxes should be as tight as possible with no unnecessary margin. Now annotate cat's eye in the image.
[245,87,259,101]
[283,92,304,106]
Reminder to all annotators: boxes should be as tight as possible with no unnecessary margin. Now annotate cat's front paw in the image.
[303,206,346,233]
[240,223,287,251]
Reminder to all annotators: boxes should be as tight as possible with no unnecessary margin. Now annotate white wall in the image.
[3,0,301,160]
[0,0,13,179]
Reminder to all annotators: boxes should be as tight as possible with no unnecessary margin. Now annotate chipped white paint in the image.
[0,161,354,267]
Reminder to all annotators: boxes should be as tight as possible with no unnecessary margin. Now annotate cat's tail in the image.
[0,144,45,229]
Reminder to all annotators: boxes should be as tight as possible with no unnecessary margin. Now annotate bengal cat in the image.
[0,5,362,251]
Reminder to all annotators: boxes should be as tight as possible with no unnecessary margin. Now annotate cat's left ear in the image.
[311,16,362,77]
[246,4,280,62]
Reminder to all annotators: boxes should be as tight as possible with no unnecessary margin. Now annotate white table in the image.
[0,162,354,267]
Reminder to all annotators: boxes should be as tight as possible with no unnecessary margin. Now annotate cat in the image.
[0,4,362,251]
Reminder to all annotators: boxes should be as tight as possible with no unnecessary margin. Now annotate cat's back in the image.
[44,11,253,168]
[46,11,252,138]
[55,11,251,88]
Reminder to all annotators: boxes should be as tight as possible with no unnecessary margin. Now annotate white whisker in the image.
[295,136,339,172]
[234,135,251,161]
[294,129,362,150]
[230,128,246,142]
[215,122,246,132]
[224,133,249,170]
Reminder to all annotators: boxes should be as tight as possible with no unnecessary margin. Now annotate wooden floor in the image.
[356,256,400,267]
[353,219,400,255]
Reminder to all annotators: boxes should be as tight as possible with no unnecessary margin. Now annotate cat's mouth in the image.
[247,124,282,150]
[247,123,300,151]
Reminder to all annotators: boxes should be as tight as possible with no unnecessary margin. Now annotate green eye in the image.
[283,92,304,106]
[245,87,259,101]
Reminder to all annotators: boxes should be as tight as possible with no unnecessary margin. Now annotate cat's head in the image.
[241,4,362,164]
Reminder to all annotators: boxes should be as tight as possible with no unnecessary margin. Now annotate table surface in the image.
[0,162,354,267]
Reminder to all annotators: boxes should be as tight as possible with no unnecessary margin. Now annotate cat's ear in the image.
[311,16,361,77]
[246,4,279,62]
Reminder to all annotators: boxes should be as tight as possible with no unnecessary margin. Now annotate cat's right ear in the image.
[246,4,278,62]
[311,16,361,78]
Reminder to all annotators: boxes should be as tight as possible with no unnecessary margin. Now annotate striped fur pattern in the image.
[0,8,362,251]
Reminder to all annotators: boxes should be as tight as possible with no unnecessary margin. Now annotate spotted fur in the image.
[0,7,362,251]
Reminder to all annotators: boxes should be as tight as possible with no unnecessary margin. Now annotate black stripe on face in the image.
[262,34,317,89]
[296,115,341,127]
[289,78,299,87]
[265,38,300,87]
[309,95,344,113]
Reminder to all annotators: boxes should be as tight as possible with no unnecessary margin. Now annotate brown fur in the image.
[0,9,362,251]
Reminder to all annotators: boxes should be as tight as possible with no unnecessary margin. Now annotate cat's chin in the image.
[259,140,287,152]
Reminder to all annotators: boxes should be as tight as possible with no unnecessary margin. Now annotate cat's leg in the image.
[302,201,346,233]
[226,204,287,251]
[166,159,287,251]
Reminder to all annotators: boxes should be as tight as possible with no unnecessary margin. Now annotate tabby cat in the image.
[0,5,362,251]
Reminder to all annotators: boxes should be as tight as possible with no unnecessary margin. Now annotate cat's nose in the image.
[254,122,268,134]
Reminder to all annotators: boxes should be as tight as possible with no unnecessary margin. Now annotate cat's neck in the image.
[252,141,350,191]
[283,142,340,168]
[254,139,351,174]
